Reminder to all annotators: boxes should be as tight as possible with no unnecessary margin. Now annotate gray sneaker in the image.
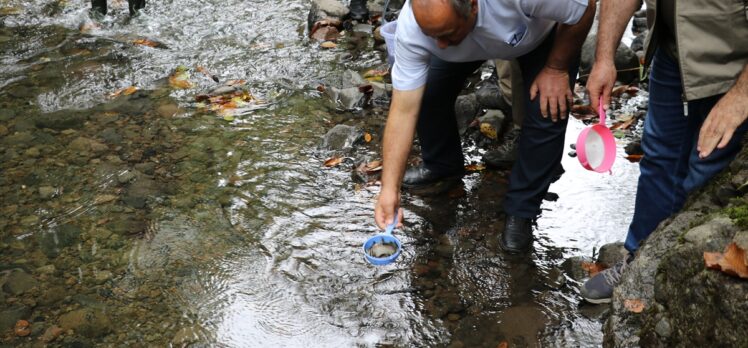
[580,256,632,304]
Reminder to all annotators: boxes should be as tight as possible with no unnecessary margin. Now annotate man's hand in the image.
[697,91,748,159]
[586,59,617,112]
[530,66,573,122]
[374,188,404,230]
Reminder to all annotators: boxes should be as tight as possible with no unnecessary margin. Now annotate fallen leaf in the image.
[364,132,372,142]
[480,122,497,140]
[320,41,337,49]
[624,299,646,313]
[132,38,162,48]
[625,154,643,163]
[109,86,138,98]
[465,164,485,172]
[168,66,194,89]
[581,262,607,277]
[497,342,508,348]
[611,84,629,98]
[324,156,343,167]
[611,117,636,131]
[704,242,748,279]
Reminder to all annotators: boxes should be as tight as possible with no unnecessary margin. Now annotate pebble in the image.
[38,186,56,199]
[0,125,8,136]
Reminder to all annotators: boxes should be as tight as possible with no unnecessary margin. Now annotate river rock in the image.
[34,110,88,130]
[0,125,8,136]
[597,242,627,267]
[58,308,112,338]
[0,305,31,330]
[38,185,56,199]
[580,33,640,84]
[561,255,594,281]
[320,124,363,151]
[37,223,82,258]
[605,147,748,346]
[475,81,507,110]
[455,93,479,134]
[2,269,38,295]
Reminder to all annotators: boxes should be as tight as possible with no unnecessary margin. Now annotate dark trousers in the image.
[624,49,748,253]
[417,31,578,218]
[91,0,145,15]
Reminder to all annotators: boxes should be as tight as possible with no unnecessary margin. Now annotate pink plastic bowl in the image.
[576,99,616,173]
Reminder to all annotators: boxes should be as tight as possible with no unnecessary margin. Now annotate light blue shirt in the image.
[392,0,588,90]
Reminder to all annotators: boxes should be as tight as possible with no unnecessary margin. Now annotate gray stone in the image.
[59,308,112,338]
[0,305,31,330]
[342,69,368,88]
[37,223,82,258]
[683,216,735,250]
[455,93,479,134]
[2,269,38,295]
[117,170,136,184]
[38,186,57,199]
[580,34,640,84]
[733,231,748,250]
[654,317,671,338]
[561,255,594,281]
[311,0,348,18]
[34,110,88,130]
[597,242,627,267]
[475,82,507,110]
[320,124,362,151]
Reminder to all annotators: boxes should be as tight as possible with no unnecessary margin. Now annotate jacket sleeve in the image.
[519,0,589,25]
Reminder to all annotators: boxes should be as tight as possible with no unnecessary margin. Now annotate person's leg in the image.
[91,0,107,15]
[407,56,484,182]
[503,34,577,219]
[500,30,578,254]
[623,49,691,253]
[582,49,690,303]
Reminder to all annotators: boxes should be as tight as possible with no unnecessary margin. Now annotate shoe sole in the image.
[498,238,530,255]
[581,296,612,304]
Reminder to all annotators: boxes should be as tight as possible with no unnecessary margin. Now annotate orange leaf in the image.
[109,86,138,98]
[364,132,372,143]
[366,160,382,170]
[497,342,508,348]
[465,164,486,172]
[168,75,194,89]
[625,154,643,163]
[324,156,343,167]
[704,242,748,279]
[132,38,161,48]
[363,69,389,78]
[581,261,607,277]
[624,299,645,313]
[320,41,337,49]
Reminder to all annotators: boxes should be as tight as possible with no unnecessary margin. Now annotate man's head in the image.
[411,0,478,49]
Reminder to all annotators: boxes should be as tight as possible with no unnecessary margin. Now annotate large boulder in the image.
[580,33,641,85]
[604,147,748,347]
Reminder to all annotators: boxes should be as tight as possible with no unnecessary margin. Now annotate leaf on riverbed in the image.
[624,299,646,313]
[356,160,382,174]
[109,86,138,98]
[625,154,643,163]
[169,66,194,89]
[363,69,389,82]
[132,38,164,48]
[611,116,636,130]
[581,261,607,277]
[320,41,337,49]
[480,122,497,140]
[324,156,344,167]
[704,242,748,279]
[364,132,372,143]
[465,164,485,172]
[496,341,508,348]
[571,104,597,120]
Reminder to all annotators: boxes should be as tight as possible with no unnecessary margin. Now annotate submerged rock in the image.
[320,124,363,151]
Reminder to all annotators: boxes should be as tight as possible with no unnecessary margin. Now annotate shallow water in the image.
[0,1,642,346]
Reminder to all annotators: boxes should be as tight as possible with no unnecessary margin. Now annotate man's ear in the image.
[470,0,478,15]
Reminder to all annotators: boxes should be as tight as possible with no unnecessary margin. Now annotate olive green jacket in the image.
[643,0,748,100]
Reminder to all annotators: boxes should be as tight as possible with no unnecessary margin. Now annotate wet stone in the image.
[38,186,56,199]
[2,269,38,295]
[58,308,112,338]
[0,125,8,136]
[0,305,31,330]
[320,124,362,151]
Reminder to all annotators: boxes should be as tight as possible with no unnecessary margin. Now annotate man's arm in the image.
[374,86,425,229]
[697,63,748,159]
[530,0,596,121]
[586,0,642,111]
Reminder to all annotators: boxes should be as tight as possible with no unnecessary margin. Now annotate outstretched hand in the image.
[374,189,404,230]
[530,66,573,122]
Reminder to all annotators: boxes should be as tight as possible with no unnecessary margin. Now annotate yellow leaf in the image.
[364,132,372,143]
[109,86,138,98]
[480,123,497,140]
[132,38,161,48]
[320,41,337,49]
[465,164,485,172]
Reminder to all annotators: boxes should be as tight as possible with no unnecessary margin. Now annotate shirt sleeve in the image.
[519,0,588,25]
[391,34,430,91]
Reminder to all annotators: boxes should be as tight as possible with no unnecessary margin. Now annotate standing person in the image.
[581,0,748,303]
[373,0,596,254]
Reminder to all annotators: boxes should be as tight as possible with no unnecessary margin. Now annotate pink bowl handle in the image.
[598,96,606,125]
